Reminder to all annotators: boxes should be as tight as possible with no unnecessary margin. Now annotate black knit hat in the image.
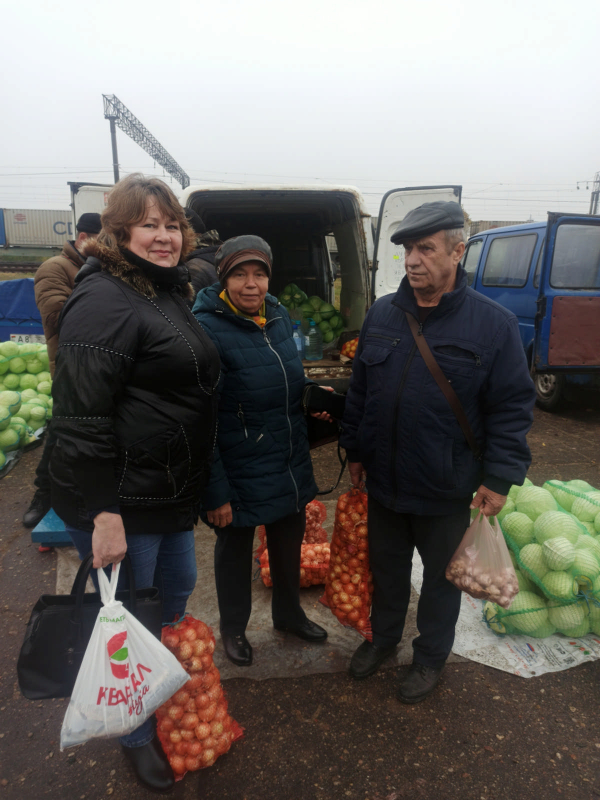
[390,202,464,245]
[76,213,102,234]
[185,208,206,236]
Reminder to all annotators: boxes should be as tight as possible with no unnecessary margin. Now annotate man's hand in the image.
[207,502,233,528]
[348,461,365,488]
[92,512,127,569]
[470,485,507,517]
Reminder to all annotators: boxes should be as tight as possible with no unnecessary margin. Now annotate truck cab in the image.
[464,213,600,409]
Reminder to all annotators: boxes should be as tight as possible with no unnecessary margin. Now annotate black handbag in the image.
[17,553,162,700]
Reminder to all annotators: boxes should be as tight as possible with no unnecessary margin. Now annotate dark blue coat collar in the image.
[391,265,468,319]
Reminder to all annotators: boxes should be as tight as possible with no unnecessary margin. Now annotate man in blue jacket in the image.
[340,201,536,703]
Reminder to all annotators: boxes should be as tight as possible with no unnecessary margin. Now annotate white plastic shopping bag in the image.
[60,563,188,749]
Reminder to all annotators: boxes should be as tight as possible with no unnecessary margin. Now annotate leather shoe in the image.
[397,662,444,704]
[349,640,397,679]
[221,632,253,666]
[273,618,328,642]
[22,490,51,528]
[122,736,174,793]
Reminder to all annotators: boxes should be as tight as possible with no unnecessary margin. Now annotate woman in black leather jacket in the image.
[49,173,221,793]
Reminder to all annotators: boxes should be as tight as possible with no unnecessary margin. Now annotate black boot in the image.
[121,736,174,793]
[397,662,444,704]
[222,632,253,666]
[349,640,397,679]
[22,490,51,528]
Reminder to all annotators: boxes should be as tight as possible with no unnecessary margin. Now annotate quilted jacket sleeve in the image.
[51,277,139,511]
[480,315,536,494]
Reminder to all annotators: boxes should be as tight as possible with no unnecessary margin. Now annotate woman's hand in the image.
[309,385,334,422]
[207,502,233,528]
[91,512,127,569]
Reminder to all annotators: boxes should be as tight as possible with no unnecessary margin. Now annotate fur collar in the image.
[82,239,194,301]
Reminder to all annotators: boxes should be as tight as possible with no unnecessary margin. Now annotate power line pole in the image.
[590,171,600,215]
[102,94,190,189]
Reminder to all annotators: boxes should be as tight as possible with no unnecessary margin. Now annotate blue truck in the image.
[463,213,600,410]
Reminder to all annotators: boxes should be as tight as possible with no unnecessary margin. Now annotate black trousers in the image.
[33,422,56,494]
[214,507,307,634]
[368,495,470,668]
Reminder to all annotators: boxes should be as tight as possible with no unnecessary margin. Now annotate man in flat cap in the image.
[340,201,535,703]
[23,212,102,528]
[183,208,222,306]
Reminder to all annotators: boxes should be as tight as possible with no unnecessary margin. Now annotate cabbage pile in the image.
[0,341,52,470]
[278,284,346,344]
[485,478,600,638]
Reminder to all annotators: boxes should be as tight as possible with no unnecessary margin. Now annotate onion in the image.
[185,755,202,772]
[195,722,211,740]
[162,632,179,649]
[181,627,198,643]
[170,755,186,774]
[178,642,193,661]
[181,712,200,731]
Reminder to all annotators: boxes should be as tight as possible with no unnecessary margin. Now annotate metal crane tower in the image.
[102,94,190,189]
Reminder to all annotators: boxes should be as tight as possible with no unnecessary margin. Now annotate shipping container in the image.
[1,208,73,248]
[0,209,5,247]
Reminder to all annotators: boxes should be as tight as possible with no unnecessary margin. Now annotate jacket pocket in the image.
[359,344,393,396]
[221,424,277,473]
[117,426,191,502]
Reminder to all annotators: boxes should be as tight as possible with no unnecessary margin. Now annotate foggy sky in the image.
[1,0,598,221]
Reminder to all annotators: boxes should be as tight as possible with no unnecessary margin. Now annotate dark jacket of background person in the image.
[33,241,85,375]
[193,284,317,528]
[340,265,536,515]
[186,245,219,296]
[49,240,221,535]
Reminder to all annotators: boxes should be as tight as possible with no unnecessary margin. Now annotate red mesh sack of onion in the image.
[320,488,373,640]
[156,615,243,780]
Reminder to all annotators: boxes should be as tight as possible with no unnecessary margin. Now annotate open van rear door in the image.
[69,182,113,229]
[372,185,462,300]
[534,212,600,373]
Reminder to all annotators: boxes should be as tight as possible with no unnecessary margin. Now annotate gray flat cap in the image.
[390,201,464,244]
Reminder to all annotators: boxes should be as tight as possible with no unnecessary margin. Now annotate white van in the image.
[180,183,462,386]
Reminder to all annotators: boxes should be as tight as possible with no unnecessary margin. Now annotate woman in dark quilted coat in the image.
[193,235,328,667]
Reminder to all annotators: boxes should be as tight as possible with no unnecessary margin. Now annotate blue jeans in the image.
[66,525,197,747]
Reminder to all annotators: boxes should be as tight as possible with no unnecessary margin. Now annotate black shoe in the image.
[22,490,51,528]
[273,618,328,642]
[221,632,253,666]
[122,736,174,794]
[349,640,397,679]
[397,662,444,704]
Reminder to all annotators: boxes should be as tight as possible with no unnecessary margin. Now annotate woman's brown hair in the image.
[98,173,195,260]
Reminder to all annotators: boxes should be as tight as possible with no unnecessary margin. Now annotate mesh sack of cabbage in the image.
[0,341,53,468]
[500,479,600,606]
[259,542,331,588]
[320,488,373,640]
[156,615,243,781]
[484,592,600,639]
[445,512,519,608]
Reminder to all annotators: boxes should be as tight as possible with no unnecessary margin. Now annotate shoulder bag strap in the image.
[405,311,482,461]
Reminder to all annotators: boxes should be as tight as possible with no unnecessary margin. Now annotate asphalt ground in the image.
[1,400,600,800]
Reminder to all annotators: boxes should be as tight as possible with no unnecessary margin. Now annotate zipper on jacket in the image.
[237,403,248,439]
[262,327,300,513]
[475,354,481,367]
[368,333,401,346]
[390,340,417,508]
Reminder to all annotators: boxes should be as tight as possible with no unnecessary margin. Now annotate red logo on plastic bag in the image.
[107,632,129,679]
